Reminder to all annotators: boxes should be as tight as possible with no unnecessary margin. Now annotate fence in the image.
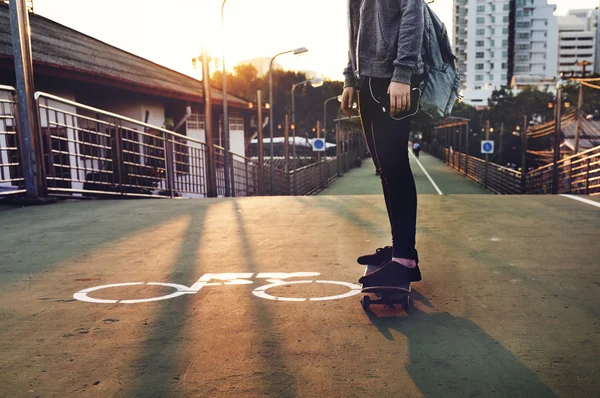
[0,90,362,201]
[0,85,25,196]
[424,141,600,196]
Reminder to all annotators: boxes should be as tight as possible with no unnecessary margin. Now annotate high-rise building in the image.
[511,0,558,91]
[455,0,558,106]
[558,10,597,77]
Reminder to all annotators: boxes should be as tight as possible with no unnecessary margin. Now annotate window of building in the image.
[491,4,496,11]
[476,40,484,47]
[516,21,531,28]
[476,63,484,70]
[474,86,482,90]
[503,27,508,34]
[517,33,529,40]
[491,16,496,23]
[516,66,530,72]
[501,74,507,81]
[517,43,530,50]
[187,110,205,130]
[502,39,508,48]
[490,63,495,70]
[503,4,510,10]
[491,51,495,58]
[475,75,484,81]
[502,51,508,58]
[476,52,484,58]
[503,16,509,23]
[476,5,485,12]
[476,28,485,35]
[490,74,494,81]
[229,113,244,131]
[490,39,495,47]
[501,62,507,69]
[476,17,485,24]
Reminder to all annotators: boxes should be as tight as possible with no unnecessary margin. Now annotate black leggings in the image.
[358,76,417,260]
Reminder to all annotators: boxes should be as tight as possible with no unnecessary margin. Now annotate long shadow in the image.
[124,204,210,397]
[367,289,557,398]
[229,199,298,396]
[0,199,204,287]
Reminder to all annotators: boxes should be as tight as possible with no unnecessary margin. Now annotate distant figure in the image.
[412,141,421,158]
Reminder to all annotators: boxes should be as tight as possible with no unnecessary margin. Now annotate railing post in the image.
[164,136,174,198]
[167,137,176,199]
[484,121,490,189]
[552,88,562,194]
[114,124,124,196]
[244,159,249,196]
[585,156,590,195]
[229,154,236,197]
[465,123,469,177]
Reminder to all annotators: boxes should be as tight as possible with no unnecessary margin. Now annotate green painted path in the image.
[320,150,489,196]
[0,195,598,397]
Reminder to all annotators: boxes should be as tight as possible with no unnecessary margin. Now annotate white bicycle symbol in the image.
[73,272,362,304]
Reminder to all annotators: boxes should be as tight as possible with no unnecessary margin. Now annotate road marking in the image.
[409,150,443,195]
[560,194,600,209]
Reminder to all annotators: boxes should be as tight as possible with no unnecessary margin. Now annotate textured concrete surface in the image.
[0,195,598,397]
[320,151,489,196]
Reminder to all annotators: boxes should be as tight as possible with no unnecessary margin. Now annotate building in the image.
[511,0,558,91]
[558,10,597,77]
[0,3,257,196]
[455,0,558,105]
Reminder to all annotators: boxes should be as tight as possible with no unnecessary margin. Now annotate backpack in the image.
[412,4,461,125]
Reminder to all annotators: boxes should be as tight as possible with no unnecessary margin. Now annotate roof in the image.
[0,4,247,107]
[561,116,600,150]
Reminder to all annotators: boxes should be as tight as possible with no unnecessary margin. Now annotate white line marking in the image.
[409,149,443,195]
[560,194,600,209]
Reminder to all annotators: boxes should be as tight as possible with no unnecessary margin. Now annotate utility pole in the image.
[9,0,45,200]
[484,120,490,189]
[574,81,583,154]
[552,89,563,194]
[201,47,217,197]
[256,90,264,195]
[499,122,504,166]
[521,115,527,193]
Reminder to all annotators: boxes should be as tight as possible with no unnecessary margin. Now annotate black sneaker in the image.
[409,264,422,282]
[359,260,410,288]
[357,246,393,266]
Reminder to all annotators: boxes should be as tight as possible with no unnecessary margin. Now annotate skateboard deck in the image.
[360,264,411,311]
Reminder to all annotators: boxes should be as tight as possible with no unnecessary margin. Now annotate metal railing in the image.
[0,91,365,201]
[36,92,208,198]
[425,142,600,196]
[0,85,25,197]
[526,145,600,195]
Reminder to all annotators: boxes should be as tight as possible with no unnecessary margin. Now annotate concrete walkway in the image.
[0,195,598,397]
[320,150,489,195]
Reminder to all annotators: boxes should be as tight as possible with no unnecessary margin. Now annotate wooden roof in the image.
[0,4,248,107]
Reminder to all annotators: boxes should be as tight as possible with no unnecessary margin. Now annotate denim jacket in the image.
[343,0,426,88]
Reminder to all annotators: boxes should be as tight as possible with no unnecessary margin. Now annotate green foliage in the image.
[211,64,344,139]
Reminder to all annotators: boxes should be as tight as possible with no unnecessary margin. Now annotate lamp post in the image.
[269,47,308,195]
[220,0,231,196]
[291,77,323,195]
[323,95,342,187]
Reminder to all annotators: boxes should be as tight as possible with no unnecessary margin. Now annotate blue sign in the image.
[481,140,494,154]
[312,138,326,151]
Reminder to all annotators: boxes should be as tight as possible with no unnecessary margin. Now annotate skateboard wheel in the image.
[402,295,410,310]
[361,295,370,310]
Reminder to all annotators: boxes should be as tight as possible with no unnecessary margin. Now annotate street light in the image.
[220,0,231,197]
[322,95,343,188]
[269,47,308,195]
[291,77,323,195]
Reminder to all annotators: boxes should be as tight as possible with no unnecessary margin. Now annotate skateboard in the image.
[360,264,411,311]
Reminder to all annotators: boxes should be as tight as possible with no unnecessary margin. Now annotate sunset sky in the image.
[33,0,600,81]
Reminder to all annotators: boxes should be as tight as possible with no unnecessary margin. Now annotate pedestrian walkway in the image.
[0,194,598,397]
[320,150,489,195]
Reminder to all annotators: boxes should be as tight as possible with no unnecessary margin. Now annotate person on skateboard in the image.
[341,0,425,288]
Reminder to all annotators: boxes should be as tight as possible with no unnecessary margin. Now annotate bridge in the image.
[1,143,598,396]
